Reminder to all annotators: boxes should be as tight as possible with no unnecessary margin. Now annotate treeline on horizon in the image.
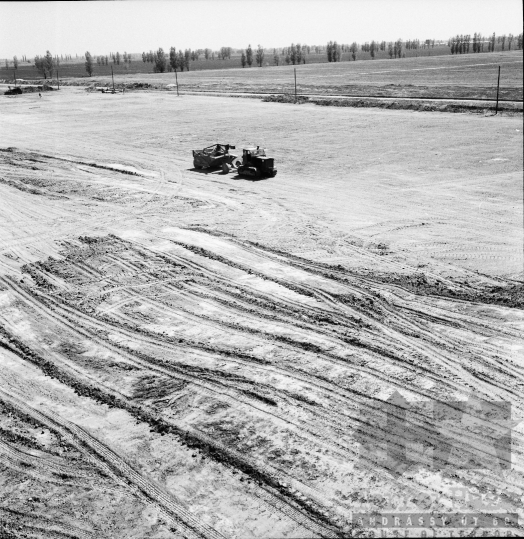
[4,31,523,78]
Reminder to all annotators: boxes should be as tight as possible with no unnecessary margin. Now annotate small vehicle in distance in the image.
[192,144,238,172]
[237,147,277,179]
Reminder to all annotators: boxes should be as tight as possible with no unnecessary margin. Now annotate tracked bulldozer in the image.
[236,147,277,179]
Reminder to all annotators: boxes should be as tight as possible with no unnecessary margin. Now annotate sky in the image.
[1,0,522,58]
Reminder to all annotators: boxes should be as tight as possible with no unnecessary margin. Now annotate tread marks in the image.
[0,389,225,539]
[0,312,347,535]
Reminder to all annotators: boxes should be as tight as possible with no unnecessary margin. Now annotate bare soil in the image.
[4,50,522,101]
[68,51,524,101]
[0,89,522,538]
[261,93,523,114]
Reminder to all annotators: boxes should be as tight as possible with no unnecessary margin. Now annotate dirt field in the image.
[69,50,524,101]
[0,89,523,538]
[4,50,523,101]
[116,50,522,100]
[1,44,519,81]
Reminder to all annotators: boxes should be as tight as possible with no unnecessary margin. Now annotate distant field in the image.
[2,47,522,93]
[2,50,522,100]
[0,47,452,78]
[1,43,519,78]
[51,51,524,100]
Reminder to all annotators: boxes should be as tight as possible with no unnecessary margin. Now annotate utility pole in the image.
[57,69,59,90]
[294,68,297,103]
[14,69,16,87]
[175,69,179,96]
[495,65,501,115]
[111,65,115,91]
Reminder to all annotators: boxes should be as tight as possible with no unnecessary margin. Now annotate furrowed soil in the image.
[58,51,524,101]
[0,89,523,538]
[4,51,523,101]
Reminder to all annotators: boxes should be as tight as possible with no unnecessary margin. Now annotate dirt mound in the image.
[262,94,523,115]
[4,87,22,95]
[65,80,156,91]
[370,271,524,308]
[262,94,310,104]
[4,84,55,95]
[126,82,153,89]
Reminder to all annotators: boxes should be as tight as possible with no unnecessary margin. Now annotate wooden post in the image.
[111,65,115,91]
[495,65,501,115]
[294,68,297,103]
[14,70,16,87]
[57,69,59,90]
[175,69,179,96]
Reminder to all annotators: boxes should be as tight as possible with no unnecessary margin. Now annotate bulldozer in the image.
[236,147,277,179]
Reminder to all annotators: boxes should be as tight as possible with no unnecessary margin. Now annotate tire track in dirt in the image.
[1,283,360,527]
[193,232,524,384]
[4,243,520,512]
[155,235,523,398]
[13,234,520,420]
[0,507,96,539]
[12,273,463,418]
[14,233,524,404]
[4,232,523,529]
[0,286,349,536]
[1,285,443,533]
[0,388,226,539]
[0,439,101,484]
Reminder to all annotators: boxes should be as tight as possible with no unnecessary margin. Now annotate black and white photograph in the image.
[0,1,523,537]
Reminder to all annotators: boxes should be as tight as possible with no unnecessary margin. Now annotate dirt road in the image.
[0,89,523,537]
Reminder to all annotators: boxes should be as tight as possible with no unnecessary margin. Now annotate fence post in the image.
[495,65,501,115]
[57,69,59,90]
[294,68,297,103]
[111,65,115,91]
[14,69,16,87]
[175,69,179,96]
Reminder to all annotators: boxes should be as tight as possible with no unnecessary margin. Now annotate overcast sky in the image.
[1,0,522,58]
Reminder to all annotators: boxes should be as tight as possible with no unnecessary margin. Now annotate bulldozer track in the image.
[0,388,227,539]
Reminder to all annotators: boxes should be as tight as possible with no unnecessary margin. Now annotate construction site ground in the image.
[0,88,523,538]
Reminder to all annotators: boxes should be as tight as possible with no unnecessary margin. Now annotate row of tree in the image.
[85,51,138,76]
[6,32,523,78]
[11,55,29,69]
[85,51,133,75]
[324,32,523,61]
[448,32,523,54]
[140,47,232,64]
[138,46,232,69]
[85,47,193,76]
[328,39,404,61]
[239,44,311,68]
[150,47,191,73]
[9,54,40,69]
[240,45,264,67]
[6,53,79,70]
[405,39,435,49]
[98,33,524,75]
[236,31,523,66]
[491,33,521,51]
